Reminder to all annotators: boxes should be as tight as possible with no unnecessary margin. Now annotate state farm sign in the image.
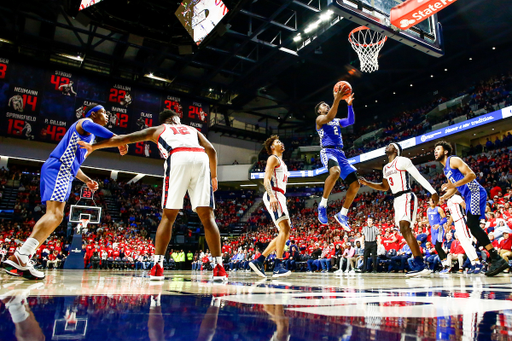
[390,0,456,30]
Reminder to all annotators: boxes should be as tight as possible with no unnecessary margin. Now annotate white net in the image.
[348,27,387,73]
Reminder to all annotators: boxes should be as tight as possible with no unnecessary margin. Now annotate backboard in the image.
[69,205,102,224]
[327,0,444,57]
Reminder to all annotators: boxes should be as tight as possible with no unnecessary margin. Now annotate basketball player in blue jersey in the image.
[315,90,358,231]
[2,104,127,280]
[427,198,450,273]
[434,141,508,276]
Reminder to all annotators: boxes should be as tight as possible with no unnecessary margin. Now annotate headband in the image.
[86,105,104,118]
[390,143,401,156]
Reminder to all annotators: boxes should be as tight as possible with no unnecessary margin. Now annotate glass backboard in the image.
[327,0,444,57]
[69,205,102,224]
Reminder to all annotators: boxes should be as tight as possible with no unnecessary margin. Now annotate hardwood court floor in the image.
[1,269,512,340]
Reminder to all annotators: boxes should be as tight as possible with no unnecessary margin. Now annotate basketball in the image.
[333,81,352,99]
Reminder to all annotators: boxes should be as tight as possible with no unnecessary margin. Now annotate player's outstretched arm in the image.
[400,157,437,195]
[78,126,160,156]
[358,177,390,191]
[442,157,477,190]
[263,156,280,212]
[316,90,348,128]
[197,131,218,191]
[78,118,128,155]
[338,94,356,128]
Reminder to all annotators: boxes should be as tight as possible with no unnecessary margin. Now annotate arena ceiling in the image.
[0,0,511,132]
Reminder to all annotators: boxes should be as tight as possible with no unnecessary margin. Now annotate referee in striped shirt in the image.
[361,217,380,273]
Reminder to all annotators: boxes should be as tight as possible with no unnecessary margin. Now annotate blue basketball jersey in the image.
[443,156,484,199]
[317,118,344,148]
[49,121,94,177]
[427,207,441,227]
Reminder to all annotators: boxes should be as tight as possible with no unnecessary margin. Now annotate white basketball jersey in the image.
[383,156,412,194]
[157,124,203,159]
[447,194,465,222]
[270,155,289,194]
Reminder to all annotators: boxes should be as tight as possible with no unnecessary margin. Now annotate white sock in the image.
[154,255,164,267]
[18,238,39,262]
[8,303,30,324]
[471,260,481,266]
[320,197,328,207]
[340,207,348,216]
[215,257,223,266]
[442,259,449,267]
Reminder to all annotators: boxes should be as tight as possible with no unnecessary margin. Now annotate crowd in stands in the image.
[192,145,512,275]
[250,72,512,172]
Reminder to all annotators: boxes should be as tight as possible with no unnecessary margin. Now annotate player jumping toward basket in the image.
[434,140,508,276]
[2,104,128,280]
[78,109,228,282]
[315,89,358,231]
[249,135,292,278]
[359,143,438,277]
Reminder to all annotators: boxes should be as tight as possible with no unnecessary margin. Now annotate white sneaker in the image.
[3,253,45,280]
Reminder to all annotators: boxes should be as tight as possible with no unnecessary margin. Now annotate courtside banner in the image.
[390,0,457,30]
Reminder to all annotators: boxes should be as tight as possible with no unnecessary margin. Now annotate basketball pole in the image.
[63,221,85,269]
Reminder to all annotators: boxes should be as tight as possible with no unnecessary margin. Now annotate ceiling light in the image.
[492,47,496,50]
[444,68,447,71]
[209,88,213,92]
[0,38,14,44]
[293,34,302,42]
[320,10,334,22]
[375,100,378,103]
[144,73,173,83]
[410,84,413,87]
[57,53,84,62]
[365,105,368,107]
[305,20,321,33]
[240,184,257,187]
[431,75,434,78]
[469,57,472,60]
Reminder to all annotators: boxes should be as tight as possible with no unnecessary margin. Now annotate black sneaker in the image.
[485,257,509,277]
[248,260,266,278]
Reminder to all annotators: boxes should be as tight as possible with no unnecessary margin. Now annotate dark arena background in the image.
[1,0,512,340]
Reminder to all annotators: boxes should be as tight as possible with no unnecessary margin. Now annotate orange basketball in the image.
[333,81,352,99]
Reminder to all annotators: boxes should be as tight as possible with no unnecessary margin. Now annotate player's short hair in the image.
[159,109,180,124]
[314,102,326,115]
[434,140,453,156]
[263,135,280,155]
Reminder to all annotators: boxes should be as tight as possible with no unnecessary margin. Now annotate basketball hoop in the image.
[348,26,387,73]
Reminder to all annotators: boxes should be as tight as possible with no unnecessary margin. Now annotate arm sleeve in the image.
[81,120,115,139]
[338,106,355,127]
[398,157,437,194]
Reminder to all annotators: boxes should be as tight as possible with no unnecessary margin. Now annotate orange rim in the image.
[348,26,387,48]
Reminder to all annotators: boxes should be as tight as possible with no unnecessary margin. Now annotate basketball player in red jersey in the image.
[79,109,228,281]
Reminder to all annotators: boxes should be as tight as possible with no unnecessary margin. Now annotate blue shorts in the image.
[431,225,444,243]
[40,158,74,204]
[320,148,357,181]
[464,188,487,220]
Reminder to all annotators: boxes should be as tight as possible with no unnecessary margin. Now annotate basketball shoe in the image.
[149,263,165,281]
[249,259,266,278]
[485,257,509,277]
[272,262,291,278]
[405,258,431,277]
[212,264,228,282]
[318,205,328,225]
[334,212,351,232]
[2,252,45,280]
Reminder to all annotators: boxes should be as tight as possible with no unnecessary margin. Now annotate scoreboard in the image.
[0,59,210,160]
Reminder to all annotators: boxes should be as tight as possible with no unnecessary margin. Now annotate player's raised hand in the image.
[78,141,94,158]
[86,179,99,192]
[118,144,128,156]
[345,93,355,106]
[211,177,218,192]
